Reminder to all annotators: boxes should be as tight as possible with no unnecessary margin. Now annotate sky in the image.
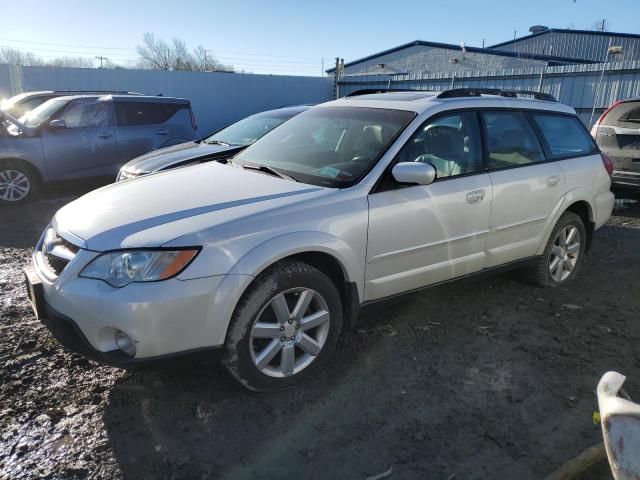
[1,0,639,75]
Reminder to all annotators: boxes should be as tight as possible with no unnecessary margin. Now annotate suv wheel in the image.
[224,260,343,391]
[533,211,586,286]
[0,162,38,204]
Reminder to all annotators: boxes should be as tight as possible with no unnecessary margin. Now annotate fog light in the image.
[115,330,136,357]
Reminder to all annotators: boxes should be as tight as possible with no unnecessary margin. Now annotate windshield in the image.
[19,98,68,128]
[0,93,30,111]
[232,106,415,188]
[205,111,298,146]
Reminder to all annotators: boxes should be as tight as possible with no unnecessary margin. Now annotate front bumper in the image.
[30,249,252,362]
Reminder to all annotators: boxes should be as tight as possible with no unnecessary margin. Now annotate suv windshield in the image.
[205,111,297,146]
[19,98,68,128]
[233,106,415,187]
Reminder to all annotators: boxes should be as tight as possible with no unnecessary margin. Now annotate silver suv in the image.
[1,94,198,203]
[25,88,614,391]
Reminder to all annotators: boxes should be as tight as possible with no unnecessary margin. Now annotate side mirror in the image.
[391,162,436,185]
[49,119,67,129]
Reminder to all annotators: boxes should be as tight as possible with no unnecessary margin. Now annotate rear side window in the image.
[482,111,545,169]
[115,101,187,126]
[532,114,596,158]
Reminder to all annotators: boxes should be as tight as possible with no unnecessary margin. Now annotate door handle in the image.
[154,129,169,135]
[97,132,112,139]
[547,175,561,187]
[466,189,485,204]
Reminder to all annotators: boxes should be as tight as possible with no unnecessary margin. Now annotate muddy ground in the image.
[0,185,639,480]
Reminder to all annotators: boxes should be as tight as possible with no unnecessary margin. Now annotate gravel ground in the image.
[1,187,639,480]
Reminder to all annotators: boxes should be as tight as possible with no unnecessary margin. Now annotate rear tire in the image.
[223,260,343,392]
[532,211,586,287]
[0,160,40,204]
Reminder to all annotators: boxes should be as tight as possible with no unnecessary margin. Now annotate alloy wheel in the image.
[0,169,30,202]
[250,287,331,378]
[549,225,581,282]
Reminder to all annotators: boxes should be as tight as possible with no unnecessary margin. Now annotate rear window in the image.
[115,101,187,126]
[532,114,596,158]
[616,102,640,124]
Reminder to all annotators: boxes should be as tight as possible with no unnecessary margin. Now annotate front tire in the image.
[223,260,343,392]
[533,211,586,287]
[0,161,39,204]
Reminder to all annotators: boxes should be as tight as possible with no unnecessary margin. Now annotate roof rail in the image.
[345,88,427,97]
[436,88,557,102]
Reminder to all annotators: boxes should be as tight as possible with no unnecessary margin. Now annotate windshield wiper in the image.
[240,163,298,182]
[206,140,232,146]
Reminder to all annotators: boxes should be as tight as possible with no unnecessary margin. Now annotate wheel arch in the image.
[0,157,44,184]
[224,232,364,332]
[537,189,596,255]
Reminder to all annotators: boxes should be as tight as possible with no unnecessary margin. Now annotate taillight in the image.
[601,153,613,176]
[591,100,621,137]
[190,109,198,130]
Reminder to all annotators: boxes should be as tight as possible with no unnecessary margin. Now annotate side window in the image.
[482,111,545,169]
[532,114,596,158]
[115,102,183,126]
[396,112,482,179]
[57,100,112,129]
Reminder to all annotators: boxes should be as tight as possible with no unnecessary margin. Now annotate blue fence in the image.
[0,64,333,133]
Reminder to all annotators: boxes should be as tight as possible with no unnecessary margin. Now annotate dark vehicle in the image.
[0,94,198,203]
[1,90,143,118]
[116,105,311,181]
[591,98,640,196]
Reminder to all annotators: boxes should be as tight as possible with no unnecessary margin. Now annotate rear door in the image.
[41,98,118,180]
[482,110,565,268]
[594,100,640,187]
[114,100,195,165]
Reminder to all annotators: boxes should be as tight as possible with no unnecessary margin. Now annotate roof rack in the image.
[436,88,557,102]
[345,88,429,97]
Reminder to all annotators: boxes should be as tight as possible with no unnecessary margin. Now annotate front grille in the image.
[39,228,80,276]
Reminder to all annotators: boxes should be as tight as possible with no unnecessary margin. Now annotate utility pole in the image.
[95,56,107,68]
[203,49,213,71]
[482,38,485,48]
[321,57,324,77]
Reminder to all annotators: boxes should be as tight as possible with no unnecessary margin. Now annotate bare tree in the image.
[591,19,610,32]
[0,47,45,66]
[48,57,97,68]
[136,33,233,72]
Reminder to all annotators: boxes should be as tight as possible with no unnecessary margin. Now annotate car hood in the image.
[120,141,242,173]
[54,162,327,251]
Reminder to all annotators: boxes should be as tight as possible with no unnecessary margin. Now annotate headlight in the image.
[79,249,200,287]
[116,169,147,182]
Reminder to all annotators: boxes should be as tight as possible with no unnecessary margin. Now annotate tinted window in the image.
[115,102,186,126]
[533,114,596,158]
[396,112,482,179]
[233,106,415,188]
[483,111,545,169]
[58,100,112,128]
[607,101,640,125]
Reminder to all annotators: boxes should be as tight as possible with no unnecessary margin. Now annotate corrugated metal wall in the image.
[0,64,333,133]
[492,31,640,63]
[337,60,640,126]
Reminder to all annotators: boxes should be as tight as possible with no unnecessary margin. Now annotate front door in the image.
[366,112,492,301]
[41,98,117,180]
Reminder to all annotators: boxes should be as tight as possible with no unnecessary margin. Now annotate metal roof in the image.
[325,39,595,73]
[490,28,640,49]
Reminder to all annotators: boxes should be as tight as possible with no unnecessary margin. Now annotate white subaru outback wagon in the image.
[25,89,614,391]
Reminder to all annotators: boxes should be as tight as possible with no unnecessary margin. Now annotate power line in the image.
[0,37,319,61]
